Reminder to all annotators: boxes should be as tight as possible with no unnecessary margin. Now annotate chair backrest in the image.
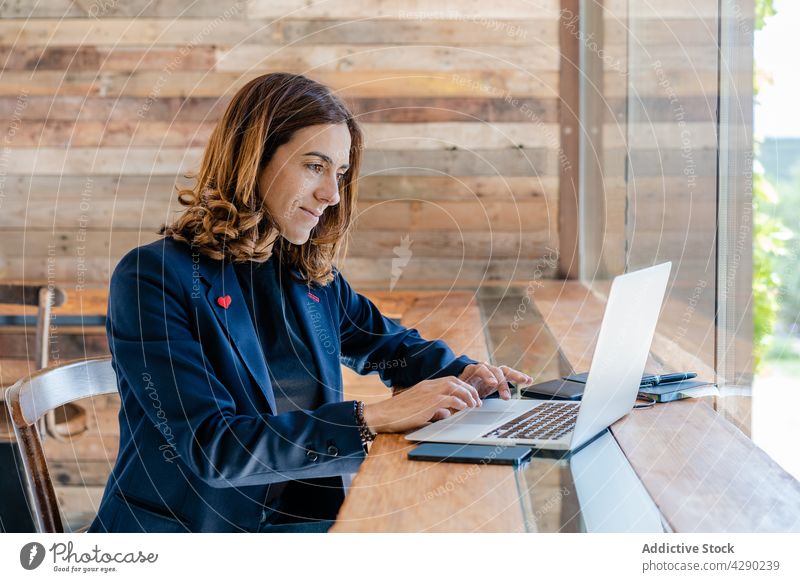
[0,284,67,369]
[4,356,117,533]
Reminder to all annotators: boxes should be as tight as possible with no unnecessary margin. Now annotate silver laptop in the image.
[406,262,671,452]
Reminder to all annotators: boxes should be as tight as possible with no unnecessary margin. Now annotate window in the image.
[578,0,754,433]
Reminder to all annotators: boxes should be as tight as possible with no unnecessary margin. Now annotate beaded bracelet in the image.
[354,400,376,446]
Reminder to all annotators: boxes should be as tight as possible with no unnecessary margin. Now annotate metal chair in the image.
[5,356,117,533]
[0,283,85,443]
[0,284,66,370]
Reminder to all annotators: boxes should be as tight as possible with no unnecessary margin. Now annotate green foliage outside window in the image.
[753,0,795,371]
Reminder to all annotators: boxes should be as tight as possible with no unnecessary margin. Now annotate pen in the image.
[642,372,697,386]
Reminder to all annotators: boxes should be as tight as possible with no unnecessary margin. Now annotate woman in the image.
[89,73,532,533]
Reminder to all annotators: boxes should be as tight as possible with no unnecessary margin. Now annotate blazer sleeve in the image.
[333,267,479,388]
[106,247,365,489]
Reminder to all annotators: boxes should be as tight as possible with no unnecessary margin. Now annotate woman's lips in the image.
[301,207,319,221]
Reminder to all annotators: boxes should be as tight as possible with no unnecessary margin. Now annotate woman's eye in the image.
[307,163,345,182]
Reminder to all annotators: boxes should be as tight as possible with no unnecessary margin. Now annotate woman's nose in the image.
[316,173,340,206]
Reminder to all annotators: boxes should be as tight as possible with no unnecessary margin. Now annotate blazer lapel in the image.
[201,258,278,414]
[281,263,341,401]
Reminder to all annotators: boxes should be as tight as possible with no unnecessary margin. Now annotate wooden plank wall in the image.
[582,1,720,278]
[0,0,565,530]
[616,1,721,379]
[0,0,565,291]
[578,1,722,383]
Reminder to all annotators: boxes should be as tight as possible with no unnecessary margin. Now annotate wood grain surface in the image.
[0,2,562,290]
[331,289,528,532]
[335,281,800,532]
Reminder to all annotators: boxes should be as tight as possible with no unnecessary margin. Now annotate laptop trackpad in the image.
[453,410,517,425]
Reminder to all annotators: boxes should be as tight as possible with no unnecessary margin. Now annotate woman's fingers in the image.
[450,379,481,407]
[465,362,509,399]
[424,382,479,422]
[477,363,534,399]
[481,364,510,398]
[438,394,470,412]
[500,365,533,386]
[465,364,498,389]
[387,376,482,431]
[430,408,452,422]
[391,368,536,432]
[498,373,514,400]
[462,363,518,399]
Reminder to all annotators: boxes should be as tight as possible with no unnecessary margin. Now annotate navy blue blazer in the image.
[88,237,477,532]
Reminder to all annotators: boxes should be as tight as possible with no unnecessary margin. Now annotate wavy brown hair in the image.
[159,72,363,287]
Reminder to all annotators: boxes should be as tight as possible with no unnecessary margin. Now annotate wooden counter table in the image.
[2,281,798,532]
[333,283,800,533]
[333,288,526,532]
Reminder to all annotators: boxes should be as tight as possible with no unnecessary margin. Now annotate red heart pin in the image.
[216,295,232,309]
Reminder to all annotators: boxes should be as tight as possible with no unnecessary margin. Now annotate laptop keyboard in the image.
[482,402,578,441]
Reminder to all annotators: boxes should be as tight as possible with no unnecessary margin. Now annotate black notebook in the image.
[637,380,717,402]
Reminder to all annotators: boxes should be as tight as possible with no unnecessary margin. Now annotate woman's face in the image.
[259,123,352,246]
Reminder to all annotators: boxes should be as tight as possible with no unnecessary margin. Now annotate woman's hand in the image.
[362,376,481,433]
[458,362,533,400]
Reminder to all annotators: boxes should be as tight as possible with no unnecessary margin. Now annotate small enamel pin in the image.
[216,295,232,309]
[307,292,319,302]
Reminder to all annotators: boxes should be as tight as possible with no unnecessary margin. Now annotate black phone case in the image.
[408,443,533,466]
[520,378,586,401]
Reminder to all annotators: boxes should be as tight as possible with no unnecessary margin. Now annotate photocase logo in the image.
[20,542,46,570]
